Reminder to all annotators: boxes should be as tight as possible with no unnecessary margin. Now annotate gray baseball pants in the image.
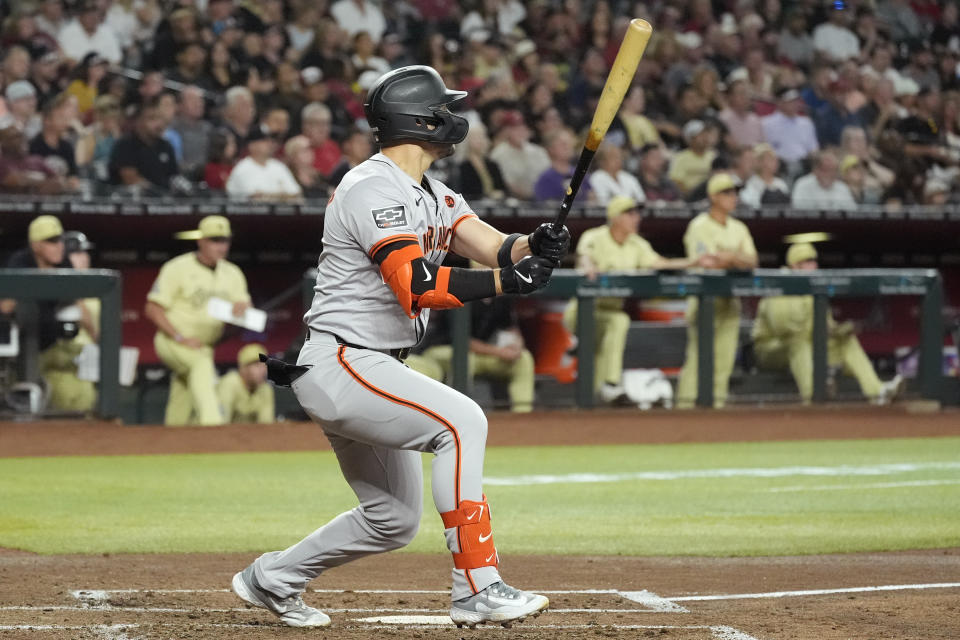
[252,331,501,600]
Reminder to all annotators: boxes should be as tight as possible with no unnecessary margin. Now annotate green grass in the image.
[1,438,958,556]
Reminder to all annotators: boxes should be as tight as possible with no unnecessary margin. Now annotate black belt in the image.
[313,330,410,362]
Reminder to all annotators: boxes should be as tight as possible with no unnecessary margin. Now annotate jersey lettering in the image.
[422,225,452,253]
[372,205,408,229]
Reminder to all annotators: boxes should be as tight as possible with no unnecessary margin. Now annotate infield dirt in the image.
[1,407,959,639]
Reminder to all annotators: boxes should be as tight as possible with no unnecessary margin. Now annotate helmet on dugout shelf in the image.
[363,65,469,146]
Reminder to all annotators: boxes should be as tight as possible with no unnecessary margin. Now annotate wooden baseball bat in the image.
[553,19,653,230]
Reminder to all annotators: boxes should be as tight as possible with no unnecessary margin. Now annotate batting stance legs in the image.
[251,333,501,601]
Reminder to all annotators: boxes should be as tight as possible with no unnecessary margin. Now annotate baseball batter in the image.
[231,66,569,629]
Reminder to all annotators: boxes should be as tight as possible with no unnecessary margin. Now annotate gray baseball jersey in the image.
[251,153,503,604]
[304,152,477,348]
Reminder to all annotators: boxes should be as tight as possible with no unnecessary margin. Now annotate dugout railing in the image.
[303,268,944,408]
[0,269,123,417]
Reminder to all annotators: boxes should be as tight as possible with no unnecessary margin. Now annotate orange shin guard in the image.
[440,497,498,570]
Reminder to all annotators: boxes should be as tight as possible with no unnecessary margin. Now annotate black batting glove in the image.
[500,256,555,295]
[528,223,570,265]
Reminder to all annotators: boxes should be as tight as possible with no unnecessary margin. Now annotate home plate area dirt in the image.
[1,550,958,639]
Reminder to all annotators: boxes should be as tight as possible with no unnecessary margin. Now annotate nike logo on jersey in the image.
[485,552,496,563]
[517,271,533,284]
[466,505,484,520]
[421,262,432,282]
[415,195,423,206]
[479,532,492,543]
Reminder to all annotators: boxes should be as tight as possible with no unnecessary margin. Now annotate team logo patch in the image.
[371,205,408,229]
[444,195,455,208]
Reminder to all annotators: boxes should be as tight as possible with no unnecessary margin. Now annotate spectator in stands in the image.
[221,86,257,146]
[923,178,951,204]
[778,10,815,69]
[791,150,857,210]
[286,3,320,55]
[109,101,179,193]
[456,122,507,201]
[203,128,237,192]
[331,0,387,44]
[217,343,275,423]
[226,127,302,201]
[0,216,66,354]
[300,102,342,179]
[64,52,107,117]
[0,81,41,140]
[813,77,867,147]
[326,127,372,188]
[166,40,209,89]
[35,0,68,41]
[172,87,212,180]
[57,1,122,65]
[637,143,680,202]
[145,215,250,426]
[154,91,184,166]
[669,119,717,196]
[39,230,99,412]
[29,94,78,178]
[840,125,895,195]
[0,126,72,194]
[719,79,765,149]
[618,85,661,150]
[208,38,238,93]
[29,48,66,108]
[676,173,758,408]
[565,196,705,404]
[260,106,291,143]
[75,95,123,182]
[897,87,957,169]
[762,88,819,176]
[284,134,327,198]
[840,154,879,204]
[351,31,390,76]
[739,143,790,208]
[534,127,587,202]
[753,243,904,405]
[489,110,549,200]
[875,0,923,44]
[589,143,645,206]
[812,2,860,62]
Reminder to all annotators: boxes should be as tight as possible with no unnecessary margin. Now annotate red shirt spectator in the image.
[300,102,341,177]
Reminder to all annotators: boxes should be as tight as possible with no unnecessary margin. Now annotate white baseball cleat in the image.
[231,564,331,627]
[449,581,549,629]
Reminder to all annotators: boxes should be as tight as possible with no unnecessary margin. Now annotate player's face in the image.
[32,236,64,267]
[793,259,818,271]
[198,236,230,263]
[240,361,268,387]
[68,250,90,269]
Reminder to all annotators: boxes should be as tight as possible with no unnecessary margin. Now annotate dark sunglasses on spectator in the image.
[718,188,738,195]
[207,236,231,243]
[44,236,64,243]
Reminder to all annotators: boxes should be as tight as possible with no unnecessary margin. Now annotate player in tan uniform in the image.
[39,231,100,412]
[564,195,706,402]
[676,174,758,408]
[752,243,904,404]
[145,215,251,426]
[217,343,275,423]
[230,66,568,630]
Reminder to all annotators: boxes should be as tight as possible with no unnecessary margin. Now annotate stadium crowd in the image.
[0,0,957,206]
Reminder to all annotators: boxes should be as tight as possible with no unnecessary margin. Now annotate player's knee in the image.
[460,402,488,444]
[391,503,422,547]
[365,501,421,548]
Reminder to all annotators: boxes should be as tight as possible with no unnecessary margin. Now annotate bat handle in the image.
[552,147,596,230]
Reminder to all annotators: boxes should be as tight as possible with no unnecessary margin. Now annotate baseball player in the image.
[217,343,275,423]
[675,174,758,408]
[752,243,904,404]
[563,196,706,403]
[144,215,251,426]
[230,66,569,629]
[39,231,100,412]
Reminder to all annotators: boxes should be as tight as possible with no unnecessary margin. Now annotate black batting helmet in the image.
[363,65,469,146]
[63,231,94,255]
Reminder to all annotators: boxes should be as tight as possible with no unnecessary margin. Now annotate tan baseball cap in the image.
[786,242,818,266]
[238,343,266,368]
[707,173,740,196]
[28,215,64,243]
[175,215,232,240]
[606,195,643,220]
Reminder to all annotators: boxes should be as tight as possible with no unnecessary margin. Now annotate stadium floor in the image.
[2,408,959,639]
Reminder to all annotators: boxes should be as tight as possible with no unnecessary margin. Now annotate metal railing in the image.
[0,269,123,417]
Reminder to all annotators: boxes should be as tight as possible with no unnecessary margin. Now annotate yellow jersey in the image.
[668,149,717,193]
[575,225,662,310]
[216,370,275,423]
[147,252,250,345]
[683,212,757,317]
